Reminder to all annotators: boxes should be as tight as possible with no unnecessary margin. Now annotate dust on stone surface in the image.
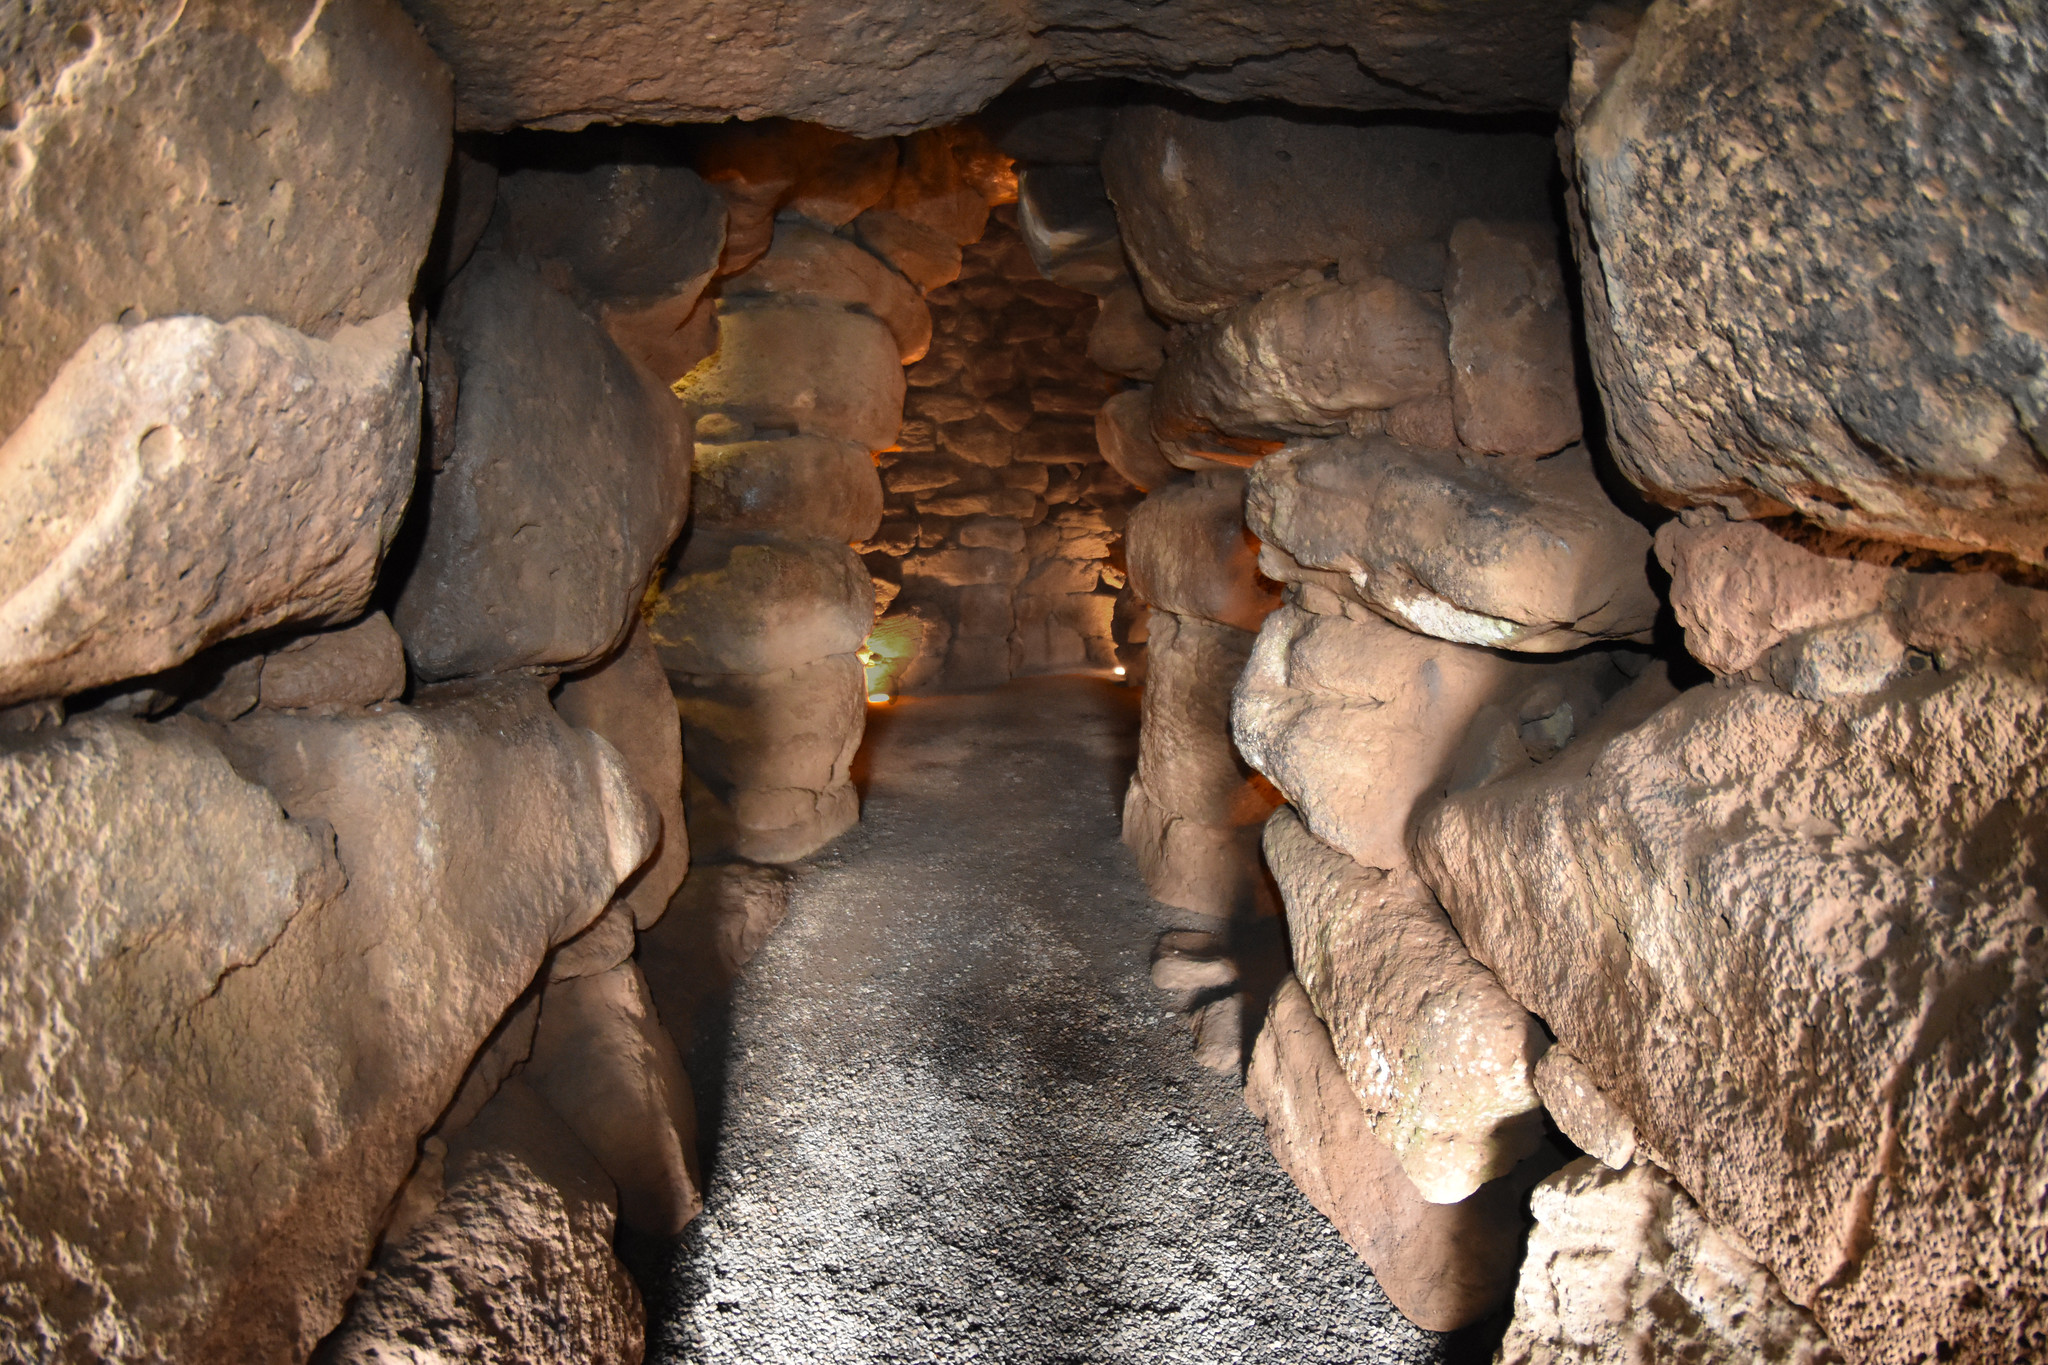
[635,675,1463,1364]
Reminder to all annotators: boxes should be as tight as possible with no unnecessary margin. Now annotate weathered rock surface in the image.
[720,221,932,364]
[0,0,451,441]
[394,253,692,681]
[555,620,689,930]
[1121,771,1270,921]
[678,303,906,451]
[1094,389,1178,491]
[525,961,703,1236]
[0,678,652,1364]
[649,536,875,677]
[1245,975,1534,1331]
[692,436,884,544]
[1134,611,1279,829]
[1264,807,1544,1203]
[1416,669,2048,1363]
[1444,219,1580,457]
[1532,1049,1636,1174]
[403,1,1588,137]
[1151,275,1450,450]
[1016,166,1125,296]
[0,311,419,707]
[639,861,794,1031]
[1088,283,1168,381]
[499,156,726,307]
[853,210,964,293]
[1246,439,1657,651]
[257,612,409,713]
[1102,106,1554,320]
[1498,1158,1842,1365]
[1566,0,2048,566]
[317,1079,645,1365]
[1125,471,1281,633]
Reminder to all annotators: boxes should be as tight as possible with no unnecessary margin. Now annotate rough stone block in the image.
[693,436,884,544]
[678,303,905,451]
[1444,219,1580,457]
[648,535,874,676]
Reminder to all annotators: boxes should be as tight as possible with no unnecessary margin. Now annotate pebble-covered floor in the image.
[638,676,1470,1365]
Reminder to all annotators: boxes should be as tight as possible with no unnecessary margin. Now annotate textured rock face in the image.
[0,680,653,1364]
[1416,670,2048,1363]
[1444,220,1580,458]
[721,220,932,364]
[499,158,726,307]
[318,1080,645,1365]
[1124,471,1280,633]
[1245,976,1535,1331]
[1095,388,1178,491]
[256,613,410,714]
[1102,106,1554,320]
[1567,0,2048,567]
[403,1,1585,137]
[393,253,692,681]
[693,437,885,543]
[0,311,419,707]
[0,0,451,442]
[1264,808,1544,1204]
[648,535,874,677]
[1498,1159,1841,1365]
[677,304,906,450]
[1246,439,1657,652]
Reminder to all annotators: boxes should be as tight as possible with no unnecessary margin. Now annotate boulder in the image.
[638,861,794,1029]
[853,210,965,293]
[1125,472,1280,632]
[1245,976,1535,1331]
[720,220,932,363]
[679,302,906,450]
[1151,275,1450,452]
[1095,389,1179,491]
[1497,1158,1842,1365]
[554,620,690,931]
[880,127,994,246]
[524,962,703,1236]
[1264,807,1544,1203]
[0,311,419,707]
[317,1079,644,1365]
[1246,438,1658,652]
[0,678,653,1364]
[546,901,639,983]
[693,436,885,543]
[0,0,450,441]
[1531,1049,1635,1172]
[1444,219,1580,457]
[900,548,1028,589]
[1416,669,2048,1363]
[674,653,865,863]
[1102,106,1554,319]
[1134,610,1279,829]
[257,613,409,713]
[394,253,692,681]
[499,157,726,306]
[1015,166,1126,295]
[648,535,874,676]
[1120,771,1270,920]
[1088,282,1168,381]
[1565,0,2048,567]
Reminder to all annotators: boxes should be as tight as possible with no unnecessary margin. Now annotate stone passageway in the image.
[634,679,1464,1364]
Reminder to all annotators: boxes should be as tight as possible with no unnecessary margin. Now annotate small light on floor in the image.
[1112,666,1127,677]
[867,692,890,703]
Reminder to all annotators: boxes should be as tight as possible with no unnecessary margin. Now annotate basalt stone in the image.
[393,253,692,681]
[1016,166,1126,296]
[0,0,450,441]
[720,220,932,363]
[1120,771,1271,920]
[1095,389,1179,491]
[1125,471,1280,633]
[1246,438,1657,652]
[638,862,795,1031]
[1102,105,1554,320]
[1416,668,2048,1363]
[853,210,965,293]
[879,127,997,246]
[1246,976,1536,1331]
[1134,610,1281,828]
[693,436,884,543]
[1565,0,2048,566]
[677,303,905,451]
[1264,807,1544,1203]
[1444,219,1580,457]
[257,613,409,714]
[0,311,419,707]
[648,535,874,677]
[499,158,726,307]
[1088,282,1168,381]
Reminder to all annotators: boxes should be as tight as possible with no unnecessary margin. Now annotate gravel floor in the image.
[637,677,1474,1365]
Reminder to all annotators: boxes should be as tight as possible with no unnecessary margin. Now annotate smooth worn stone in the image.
[1016,166,1126,296]
[879,127,998,247]
[0,310,419,708]
[257,613,409,713]
[1265,807,1544,1203]
[525,961,703,1237]
[319,1079,644,1365]
[1125,471,1281,633]
[1497,1158,1842,1365]
[1246,976,1535,1331]
[1094,388,1179,491]
[1416,669,2048,1364]
[0,0,450,441]
[1134,610,1281,830]
[554,620,689,931]
[546,901,638,983]
[648,534,874,677]
[679,303,906,451]
[1102,105,1554,320]
[0,678,653,1365]
[1246,438,1658,652]
[1120,770,1271,921]
[393,253,692,682]
[638,861,794,1031]
[1444,219,1580,457]
[721,220,932,364]
[1151,275,1450,454]
[1088,282,1168,381]
[693,436,884,544]
[1565,0,2048,567]
[1531,1049,1635,1172]
[499,157,726,306]
[853,210,965,293]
